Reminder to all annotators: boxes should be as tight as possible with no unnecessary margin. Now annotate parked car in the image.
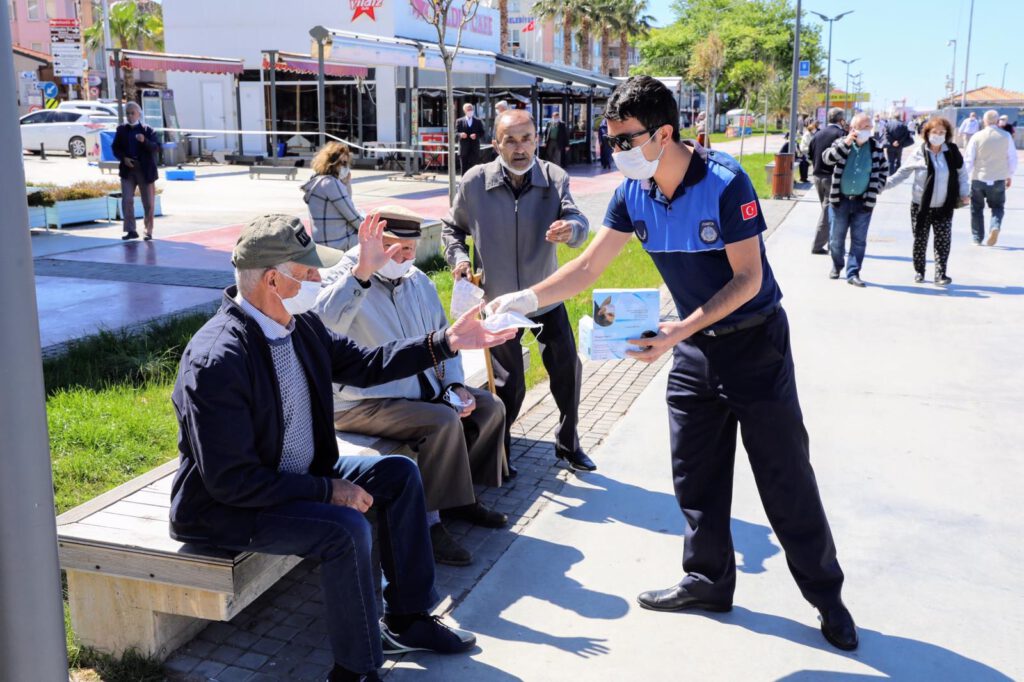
[56,100,120,117]
[19,109,117,157]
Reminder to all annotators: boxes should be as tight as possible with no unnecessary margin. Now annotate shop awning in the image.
[115,49,244,75]
[315,28,495,74]
[263,51,368,78]
[494,54,617,89]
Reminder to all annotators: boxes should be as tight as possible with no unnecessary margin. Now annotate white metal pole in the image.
[961,0,974,108]
[0,4,69,678]
[101,0,115,99]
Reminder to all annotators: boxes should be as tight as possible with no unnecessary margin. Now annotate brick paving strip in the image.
[162,293,678,682]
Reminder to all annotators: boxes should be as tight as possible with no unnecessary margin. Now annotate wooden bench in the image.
[248,165,298,181]
[57,346,526,660]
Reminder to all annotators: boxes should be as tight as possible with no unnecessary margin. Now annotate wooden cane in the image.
[469,268,509,476]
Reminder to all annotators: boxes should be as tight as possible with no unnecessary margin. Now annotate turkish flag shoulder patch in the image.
[740,200,759,221]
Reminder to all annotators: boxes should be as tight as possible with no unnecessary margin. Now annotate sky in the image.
[643,0,1023,113]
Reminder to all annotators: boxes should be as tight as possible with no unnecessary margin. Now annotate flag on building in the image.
[522,20,535,32]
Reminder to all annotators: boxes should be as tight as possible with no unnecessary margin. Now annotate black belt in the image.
[701,305,780,337]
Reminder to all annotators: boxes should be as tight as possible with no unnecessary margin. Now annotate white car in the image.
[56,100,120,117]
[19,109,117,157]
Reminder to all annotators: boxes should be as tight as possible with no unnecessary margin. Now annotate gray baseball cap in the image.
[231,214,343,270]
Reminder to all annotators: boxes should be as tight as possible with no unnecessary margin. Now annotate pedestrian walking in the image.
[543,111,570,168]
[455,103,485,174]
[965,109,1018,246]
[598,116,613,170]
[958,111,980,147]
[301,141,361,250]
[487,76,858,652]
[799,121,818,183]
[886,116,969,285]
[111,102,159,241]
[822,113,889,287]
[998,114,1016,137]
[883,117,914,175]
[807,108,847,254]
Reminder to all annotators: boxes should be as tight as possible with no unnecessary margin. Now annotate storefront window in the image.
[27,0,40,20]
[45,0,55,18]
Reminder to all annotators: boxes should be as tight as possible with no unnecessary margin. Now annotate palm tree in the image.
[499,0,509,54]
[533,0,584,66]
[84,0,164,101]
[615,0,653,77]
[593,0,623,76]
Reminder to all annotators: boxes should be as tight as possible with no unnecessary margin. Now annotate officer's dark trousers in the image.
[490,303,581,457]
[666,307,845,609]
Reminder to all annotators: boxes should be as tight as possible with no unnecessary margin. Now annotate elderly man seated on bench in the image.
[315,206,508,568]
[169,213,516,682]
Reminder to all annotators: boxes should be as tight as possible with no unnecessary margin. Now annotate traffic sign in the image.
[61,76,78,85]
[799,60,810,78]
[50,18,84,77]
[39,81,59,99]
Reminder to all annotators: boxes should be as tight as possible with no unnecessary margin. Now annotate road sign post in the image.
[799,60,810,78]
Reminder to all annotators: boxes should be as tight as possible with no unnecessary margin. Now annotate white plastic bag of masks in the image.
[451,278,485,318]
[481,311,542,333]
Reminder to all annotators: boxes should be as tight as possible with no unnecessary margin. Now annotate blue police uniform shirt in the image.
[603,146,782,331]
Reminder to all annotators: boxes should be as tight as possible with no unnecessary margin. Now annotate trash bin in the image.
[764,162,775,188]
[276,142,286,158]
[771,153,794,199]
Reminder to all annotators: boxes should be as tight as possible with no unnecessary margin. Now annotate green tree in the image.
[638,0,822,101]
[689,31,725,140]
[533,0,583,66]
[617,0,654,76]
[728,58,769,160]
[83,1,164,102]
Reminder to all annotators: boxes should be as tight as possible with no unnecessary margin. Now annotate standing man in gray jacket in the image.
[442,109,596,473]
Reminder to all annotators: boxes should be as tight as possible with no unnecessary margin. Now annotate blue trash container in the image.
[276,142,286,158]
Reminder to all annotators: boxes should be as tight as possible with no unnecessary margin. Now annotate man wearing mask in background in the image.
[822,113,889,287]
[487,75,858,652]
[958,111,980,147]
[456,102,486,174]
[442,109,596,475]
[111,101,159,241]
[807,108,846,255]
[544,110,571,168]
[965,109,1018,246]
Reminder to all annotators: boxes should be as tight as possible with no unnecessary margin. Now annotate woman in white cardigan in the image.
[886,117,969,285]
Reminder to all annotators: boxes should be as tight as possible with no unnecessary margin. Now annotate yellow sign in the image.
[819,92,870,104]
[45,98,59,109]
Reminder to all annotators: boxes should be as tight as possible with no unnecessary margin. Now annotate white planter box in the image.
[27,205,50,229]
[107,194,164,220]
[48,197,109,229]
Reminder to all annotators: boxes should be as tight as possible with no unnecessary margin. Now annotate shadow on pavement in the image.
[869,282,1024,298]
[539,470,780,576]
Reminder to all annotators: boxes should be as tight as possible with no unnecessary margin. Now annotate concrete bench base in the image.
[249,165,297,180]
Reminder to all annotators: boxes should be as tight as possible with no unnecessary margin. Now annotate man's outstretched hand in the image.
[445,303,518,351]
[353,213,402,280]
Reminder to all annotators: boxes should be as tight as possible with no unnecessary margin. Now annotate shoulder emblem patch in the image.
[740,200,759,221]
[634,220,649,243]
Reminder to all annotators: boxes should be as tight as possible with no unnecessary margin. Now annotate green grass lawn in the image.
[735,152,776,199]
[426,234,664,388]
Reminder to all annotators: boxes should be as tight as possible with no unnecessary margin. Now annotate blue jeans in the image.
[829,195,874,278]
[219,455,437,674]
[970,180,1006,242]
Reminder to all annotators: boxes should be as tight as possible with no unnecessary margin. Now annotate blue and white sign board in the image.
[39,81,59,99]
[799,60,810,78]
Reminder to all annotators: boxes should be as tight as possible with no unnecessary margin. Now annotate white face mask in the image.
[928,134,946,147]
[275,270,321,316]
[377,257,414,280]
[466,110,474,119]
[855,129,872,144]
[337,166,350,180]
[481,311,542,333]
[612,133,665,180]
[497,153,535,177]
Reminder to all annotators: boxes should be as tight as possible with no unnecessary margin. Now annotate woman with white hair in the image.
[111,101,160,240]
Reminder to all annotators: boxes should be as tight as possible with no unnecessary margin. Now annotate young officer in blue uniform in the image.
[486,76,857,651]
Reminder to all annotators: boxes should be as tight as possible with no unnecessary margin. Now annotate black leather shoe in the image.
[819,603,858,651]
[505,463,518,480]
[828,268,840,279]
[556,447,596,472]
[441,501,508,528]
[637,583,732,613]
[429,523,472,566]
[121,231,139,240]
[847,275,866,288]
[811,248,828,255]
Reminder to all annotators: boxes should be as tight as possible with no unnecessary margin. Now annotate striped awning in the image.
[262,52,369,79]
[115,50,244,75]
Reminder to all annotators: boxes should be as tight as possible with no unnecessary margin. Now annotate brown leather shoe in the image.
[429,523,471,566]
[442,501,508,528]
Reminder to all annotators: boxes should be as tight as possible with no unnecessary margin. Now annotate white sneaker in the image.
[986,228,1000,246]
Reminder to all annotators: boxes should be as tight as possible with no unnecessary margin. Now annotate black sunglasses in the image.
[602,126,663,151]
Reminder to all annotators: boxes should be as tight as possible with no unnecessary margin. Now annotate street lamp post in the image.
[838,57,860,119]
[961,0,975,107]
[810,10,853,113]
[1002,62,1009,89]
[947,40,957,97]
[975,72,984,89]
